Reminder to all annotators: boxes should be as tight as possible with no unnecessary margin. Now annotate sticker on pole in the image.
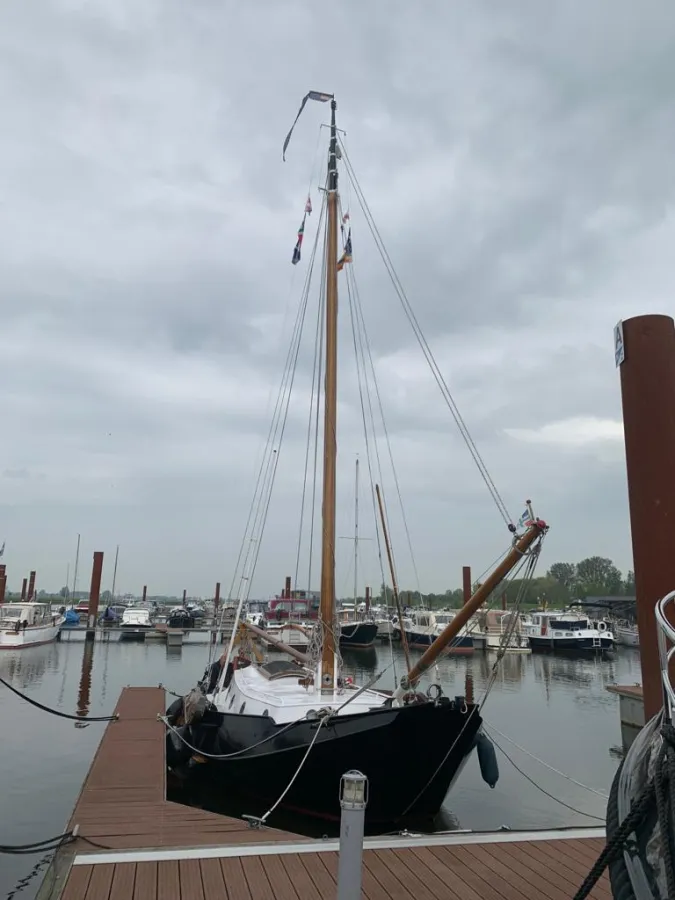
[614,320,625,367]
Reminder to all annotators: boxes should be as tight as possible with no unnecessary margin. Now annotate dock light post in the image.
[337,770,368,900]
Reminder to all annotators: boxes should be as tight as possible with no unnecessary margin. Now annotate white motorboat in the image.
[0,602,64,649]
[119,606,154,641]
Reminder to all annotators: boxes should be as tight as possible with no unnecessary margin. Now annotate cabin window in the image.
[262,709,269,717]
[228,694,235,709]
[239,702,246,714]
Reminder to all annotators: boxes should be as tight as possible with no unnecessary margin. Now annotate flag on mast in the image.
[337,228,352,271]
[292,213,306,265]
[282,90,334,160]
[305,195,312,215]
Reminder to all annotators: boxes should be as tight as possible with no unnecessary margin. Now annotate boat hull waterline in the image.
[0,619,64,650]
[167,699,482,824]
[528,635,614,655]
[339,621,378,648]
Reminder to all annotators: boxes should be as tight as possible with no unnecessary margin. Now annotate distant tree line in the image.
[353,556,635,611]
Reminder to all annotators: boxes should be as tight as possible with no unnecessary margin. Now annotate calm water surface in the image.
[0,637,642,898]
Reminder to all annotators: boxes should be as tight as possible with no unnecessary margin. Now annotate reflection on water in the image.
[75,640,95,726]
[0,638,638,898]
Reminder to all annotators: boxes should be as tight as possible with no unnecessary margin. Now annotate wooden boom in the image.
[400,519,547,690]
[243,622,311,666]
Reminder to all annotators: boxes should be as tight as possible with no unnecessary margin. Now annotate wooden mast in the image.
[397,519,547,693]
[319,99,339,693]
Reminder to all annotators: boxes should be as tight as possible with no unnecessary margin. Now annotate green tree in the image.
[59,586,70,598]
[576,556,623,596]
[548,562,576,590]
[624,570,635,595]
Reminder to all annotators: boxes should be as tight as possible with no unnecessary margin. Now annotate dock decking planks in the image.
[51,687,611,900]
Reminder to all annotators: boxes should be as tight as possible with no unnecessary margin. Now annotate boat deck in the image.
[44,687,611,900]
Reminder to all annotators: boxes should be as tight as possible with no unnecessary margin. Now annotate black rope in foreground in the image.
[0,832,76,855]
[0,676,118,722]
[572,721,675,900]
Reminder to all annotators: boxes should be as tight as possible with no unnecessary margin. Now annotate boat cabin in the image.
[0,602,55,627]
[266,589,320,622]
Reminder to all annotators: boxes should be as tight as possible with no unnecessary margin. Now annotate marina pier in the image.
[38,686,609,900]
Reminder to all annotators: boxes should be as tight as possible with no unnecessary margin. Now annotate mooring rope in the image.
[0,676,118,723]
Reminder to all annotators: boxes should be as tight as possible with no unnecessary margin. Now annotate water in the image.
[0,637,641,898]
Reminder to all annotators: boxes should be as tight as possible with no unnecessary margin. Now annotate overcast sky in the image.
[1,1,673,599]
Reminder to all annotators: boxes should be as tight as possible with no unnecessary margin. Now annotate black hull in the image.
[339,621,378,648]
[169,699,481,825]
[528,636,614,655]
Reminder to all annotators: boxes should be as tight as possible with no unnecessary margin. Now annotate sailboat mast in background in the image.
[353,456,359,607]
[319,98,339,694]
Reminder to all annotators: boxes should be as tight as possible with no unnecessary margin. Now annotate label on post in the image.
[614,320,625,367]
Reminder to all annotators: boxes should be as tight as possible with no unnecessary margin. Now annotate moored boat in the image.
[522,610,614,655]
[0,602,64,649]
[615,621,639,647]
[119,607,154,641]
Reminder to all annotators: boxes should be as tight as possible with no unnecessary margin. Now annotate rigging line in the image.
[485,730,605,822]
[294,189,329,590]
[348,262,423,598]
[306,209,327,595]
[342,239,398,588]
[482,721,609,799]
[340,146,509,526]
[344,252,391,620]
[339,143,512,529]
[240,207,326,608]
[479,538,543,705]
[219,233,307,612]
[399,705,480,819]
[338,192,416,593]
[214,266,310,648]
[218,201,328,668]
[254,715,330,825]
[344,278,397,679]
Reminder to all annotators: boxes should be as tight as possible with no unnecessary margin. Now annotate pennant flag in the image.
[517,508,532,528]
[336,228,352,271]
[342,212,350,224]
[282,90,334,161]
[305,195,312,215]
[292,214,306,265]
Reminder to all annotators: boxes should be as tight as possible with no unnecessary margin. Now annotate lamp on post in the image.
[337,770,368,900]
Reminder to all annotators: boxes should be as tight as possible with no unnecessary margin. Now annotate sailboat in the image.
[165,93,548,826]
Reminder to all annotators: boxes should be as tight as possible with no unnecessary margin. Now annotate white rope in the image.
[253,714,330,825]
[482,720,609,799]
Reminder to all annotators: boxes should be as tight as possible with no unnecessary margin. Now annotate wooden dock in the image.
[42,687,611,899]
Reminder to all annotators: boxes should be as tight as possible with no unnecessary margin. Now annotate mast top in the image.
[328,100,338,193]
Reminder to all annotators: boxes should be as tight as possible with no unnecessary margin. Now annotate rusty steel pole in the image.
[86,552,104,641]
[462,566,472,605]
[21,577,27,600]
[27,570,36,601]
[619,314,675,720]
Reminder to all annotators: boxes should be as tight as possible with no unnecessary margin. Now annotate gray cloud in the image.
[1,0,672,596]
